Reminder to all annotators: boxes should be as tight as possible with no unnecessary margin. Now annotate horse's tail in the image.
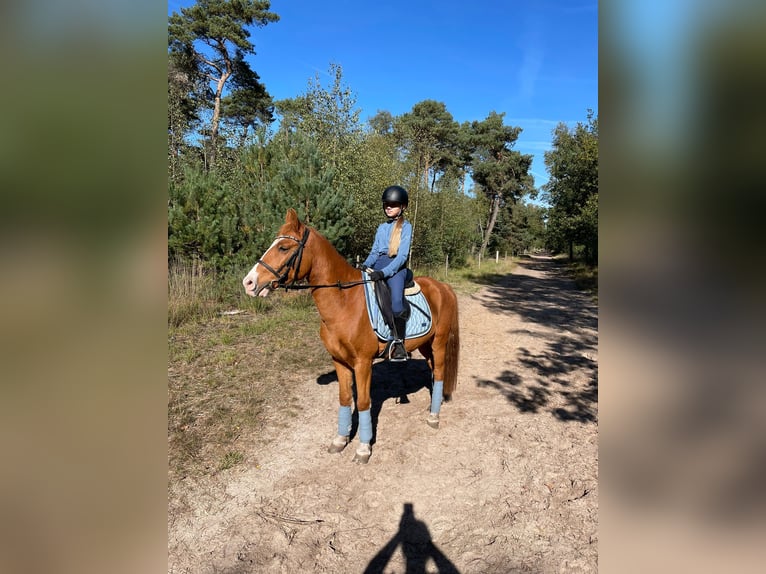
[443,287,460,400]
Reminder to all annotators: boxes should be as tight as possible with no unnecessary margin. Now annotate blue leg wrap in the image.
[358,409,372,444]
[338,405,352,436]
[431,380,444,414]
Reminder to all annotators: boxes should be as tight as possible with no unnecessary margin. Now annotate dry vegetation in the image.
[168,262,330,483]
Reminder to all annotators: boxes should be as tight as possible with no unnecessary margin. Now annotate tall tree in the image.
[395,100,459,192]
[454,121,477,195]
[392,100,459,258]
[470,112,534,259]
[368,110,395,136]
[168,0,279,167]
[543,111,598,263]
[220,53,274,145]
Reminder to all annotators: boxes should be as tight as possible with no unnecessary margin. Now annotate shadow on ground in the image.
[479,257,597,333]
[316,358,434,443]
[364,502,460,574]
[474,257,598,423]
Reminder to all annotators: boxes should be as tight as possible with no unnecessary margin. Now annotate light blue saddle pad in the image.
[362,271,433,341]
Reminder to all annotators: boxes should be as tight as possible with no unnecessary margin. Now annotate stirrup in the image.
[388,339,408,362]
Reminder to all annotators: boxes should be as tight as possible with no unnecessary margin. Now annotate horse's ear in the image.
[285,208,302,229]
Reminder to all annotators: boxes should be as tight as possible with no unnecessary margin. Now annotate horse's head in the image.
[243,209,311,297]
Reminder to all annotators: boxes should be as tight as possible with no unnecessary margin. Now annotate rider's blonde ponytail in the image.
[388,217,403,257]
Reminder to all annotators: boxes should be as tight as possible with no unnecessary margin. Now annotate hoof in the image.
[327,435,349,454]
[352,443,371,464]
[427,413,440,429]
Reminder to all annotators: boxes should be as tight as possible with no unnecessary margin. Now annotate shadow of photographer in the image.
[364,502,460,574]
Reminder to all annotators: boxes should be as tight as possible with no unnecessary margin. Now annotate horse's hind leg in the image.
[427,338,447,429]
[414,339,441,428]
[419,341,435,373]
[328,359,353,454]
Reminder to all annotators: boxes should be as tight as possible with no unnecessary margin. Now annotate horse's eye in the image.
[278,245,289,252]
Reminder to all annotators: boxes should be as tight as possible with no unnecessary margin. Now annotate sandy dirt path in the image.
[169,255,598,573]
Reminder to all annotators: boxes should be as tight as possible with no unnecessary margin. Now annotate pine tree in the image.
[469,111,535,260]
[259,131,354,254]
[168,0,279,168]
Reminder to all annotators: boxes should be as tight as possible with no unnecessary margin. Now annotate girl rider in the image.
[362,185,412,361]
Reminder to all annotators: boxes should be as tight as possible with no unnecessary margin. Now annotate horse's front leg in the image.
[351,360,373,464]
[327,359,354,454]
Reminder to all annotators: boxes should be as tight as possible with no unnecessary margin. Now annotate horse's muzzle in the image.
[243,274,271,298]
[250,283,271,298]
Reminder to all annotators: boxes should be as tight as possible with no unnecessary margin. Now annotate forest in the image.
[168,0,598,275]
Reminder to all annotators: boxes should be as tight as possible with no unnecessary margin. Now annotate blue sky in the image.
[169,0,598,192]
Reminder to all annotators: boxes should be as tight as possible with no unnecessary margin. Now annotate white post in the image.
[495,250,499,264]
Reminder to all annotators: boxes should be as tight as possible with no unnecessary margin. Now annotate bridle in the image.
[256,226,374,292]
[256,227,311,290]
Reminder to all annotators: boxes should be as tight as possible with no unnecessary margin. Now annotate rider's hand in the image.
[368,270,384,281]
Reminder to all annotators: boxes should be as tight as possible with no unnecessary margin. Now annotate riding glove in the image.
[368,270,384,281]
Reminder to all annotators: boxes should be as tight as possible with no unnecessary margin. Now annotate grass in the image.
[168,258,219,328]
[168,257,275,328]
[218,450,244,471]
[564,259,598,301]
[168,260,330,481]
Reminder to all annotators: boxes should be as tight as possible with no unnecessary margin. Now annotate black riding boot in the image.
[389,315,408,361]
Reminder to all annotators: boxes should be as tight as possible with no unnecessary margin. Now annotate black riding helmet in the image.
[381,185,409,208]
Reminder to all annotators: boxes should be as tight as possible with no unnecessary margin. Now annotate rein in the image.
[258,227,374,291]
[281,279,371,291]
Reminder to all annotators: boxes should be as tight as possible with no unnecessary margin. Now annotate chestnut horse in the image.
[243,209,459,463]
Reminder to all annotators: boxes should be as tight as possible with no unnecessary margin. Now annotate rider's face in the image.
[384,202,402,217]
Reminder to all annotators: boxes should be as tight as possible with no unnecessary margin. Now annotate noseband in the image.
[256,227,310,289]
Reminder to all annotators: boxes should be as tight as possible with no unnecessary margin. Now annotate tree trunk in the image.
[208,70,231,168]
[409,185,420,268]
[479,194,500,260]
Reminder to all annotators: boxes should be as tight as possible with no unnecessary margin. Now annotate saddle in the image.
[362,270,432,342]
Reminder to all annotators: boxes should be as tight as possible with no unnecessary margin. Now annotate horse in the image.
[242,209,459,463]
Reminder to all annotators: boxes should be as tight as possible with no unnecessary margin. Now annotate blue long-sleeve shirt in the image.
[362,218,412,277]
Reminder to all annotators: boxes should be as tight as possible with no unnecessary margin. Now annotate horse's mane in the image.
[305,225,357,281]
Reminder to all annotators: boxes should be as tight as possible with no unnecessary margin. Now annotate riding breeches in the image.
[371,256,407,315]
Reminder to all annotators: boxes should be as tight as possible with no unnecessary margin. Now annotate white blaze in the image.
[242,237,283,296]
